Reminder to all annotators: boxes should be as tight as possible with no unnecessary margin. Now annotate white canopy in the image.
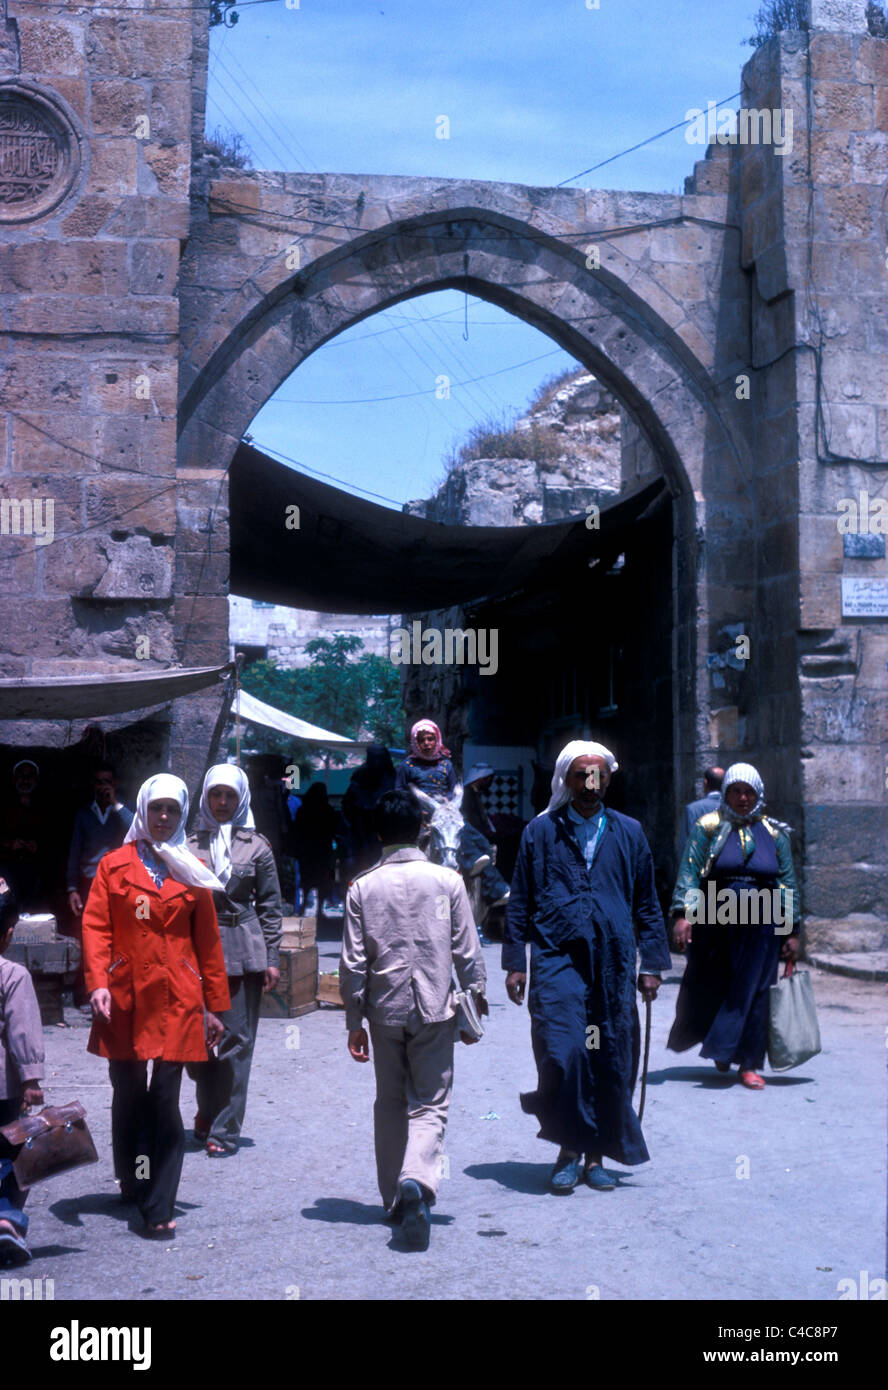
[230,688,369,748]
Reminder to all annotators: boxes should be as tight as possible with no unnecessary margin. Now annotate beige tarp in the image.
[230,688,368,748]
[0,664,233,721]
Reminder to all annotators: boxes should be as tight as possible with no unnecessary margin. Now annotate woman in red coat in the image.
[82,774,230,1239]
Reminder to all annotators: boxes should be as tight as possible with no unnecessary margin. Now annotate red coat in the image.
[82,842,231,1062]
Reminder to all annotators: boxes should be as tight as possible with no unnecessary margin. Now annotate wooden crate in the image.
[33,975,65,1026]
[260,945,318,1020]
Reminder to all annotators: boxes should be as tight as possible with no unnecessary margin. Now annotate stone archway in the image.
[176,194,754,852]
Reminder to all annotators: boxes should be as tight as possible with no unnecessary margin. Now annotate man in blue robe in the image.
[503,740,671,1194]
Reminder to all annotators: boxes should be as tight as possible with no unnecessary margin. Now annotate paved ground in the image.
[11,930,886,1302]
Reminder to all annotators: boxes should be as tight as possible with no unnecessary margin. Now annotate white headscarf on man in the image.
[545,740,619,814]
[124,773,224,891]
[197,763,255,886]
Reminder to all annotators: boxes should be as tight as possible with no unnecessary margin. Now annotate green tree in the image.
[237,638,403,766]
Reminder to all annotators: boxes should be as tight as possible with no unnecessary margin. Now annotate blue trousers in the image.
[0,1096,29,1235]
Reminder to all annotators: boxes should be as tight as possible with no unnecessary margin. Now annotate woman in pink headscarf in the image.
[395,720,457,802]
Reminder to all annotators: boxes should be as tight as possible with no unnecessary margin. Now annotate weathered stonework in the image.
[0,0,884,958]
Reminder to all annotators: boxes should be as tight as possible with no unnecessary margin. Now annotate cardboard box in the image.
[260,945,318,1020]
[317,972,344,1008]
[280,915,316,951]
[13,914,57,944]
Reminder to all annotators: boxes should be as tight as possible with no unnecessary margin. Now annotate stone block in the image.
[801,742,884,800]
[809,31,858,78]
[875,85,888,131]
[821,347,888,401]
[803,865,888,918]
[823,402,878,460]
[0,598,76,657]
[129,240,180,296]
[800,570,842,626]
[10,413,97,475]
[86,18,191,80]
[86,361,177,416]
[803,914,888,953]
[820,184,875,236]
[808,0,869,34]
[812,80,873,131]
[19,17,85,76]
[94,535,174,599]
[142,143,190,198]
[90,80,150,137]
[0,359,84,412]
[84,478,177,534]
[105,196,190,239]
[0,543,38,596]
[850,131,888,181]
[805,802,888,864]
[799,512,843,573]
[147,80,190,143]
[855,34,888,83]
[60,198,116,238]
[0,241,128,297]
[810,130,853,185]
[86,138,139,198]
[175,550,229,598]
[210,178,259,214]
[857,631,888,683]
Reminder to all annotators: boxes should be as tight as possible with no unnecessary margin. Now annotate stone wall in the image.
[0,0,227,790]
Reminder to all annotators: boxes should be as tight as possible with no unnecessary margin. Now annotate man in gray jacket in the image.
[0,879,45,1265]
[341,789,486,1249]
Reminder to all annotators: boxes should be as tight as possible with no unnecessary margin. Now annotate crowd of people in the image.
[0,724,800,1261]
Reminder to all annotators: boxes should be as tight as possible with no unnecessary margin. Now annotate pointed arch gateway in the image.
[178,199,753,881]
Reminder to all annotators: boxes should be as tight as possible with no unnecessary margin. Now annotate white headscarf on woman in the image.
[124,773,224,891]
[545,740,620,814]
[719,762,766,823]
[197,764,255,886]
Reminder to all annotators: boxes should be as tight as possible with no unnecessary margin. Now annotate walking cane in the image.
[638,997,652,1123]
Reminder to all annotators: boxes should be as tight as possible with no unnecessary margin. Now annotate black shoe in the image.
[398,1180,431,1250]
[0,1226,31,1266]
[549,1154,582,1194]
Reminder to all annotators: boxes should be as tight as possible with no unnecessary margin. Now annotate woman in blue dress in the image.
[667,762,800,1089]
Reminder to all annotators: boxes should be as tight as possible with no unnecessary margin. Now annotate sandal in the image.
[206,1140,236,1157]
[143,1220,176,1240]
[739,1070,765,1090]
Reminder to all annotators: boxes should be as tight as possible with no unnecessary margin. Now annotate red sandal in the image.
[740,1070,765,1090]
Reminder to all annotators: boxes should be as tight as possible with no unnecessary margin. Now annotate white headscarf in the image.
[545,740,619,814]
[719,762,766,822]
[197,764,255,885]
[124,773,224,891]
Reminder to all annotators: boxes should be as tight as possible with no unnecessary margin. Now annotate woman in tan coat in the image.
[83,774,230,1238]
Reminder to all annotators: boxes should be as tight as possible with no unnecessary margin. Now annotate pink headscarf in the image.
[409,719,451,762]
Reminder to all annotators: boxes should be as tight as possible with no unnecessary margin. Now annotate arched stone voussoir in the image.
[179,203,738,504]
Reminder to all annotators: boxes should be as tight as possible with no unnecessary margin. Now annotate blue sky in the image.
[207,0,763,507]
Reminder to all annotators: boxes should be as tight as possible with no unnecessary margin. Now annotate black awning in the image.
[229,443,667,615]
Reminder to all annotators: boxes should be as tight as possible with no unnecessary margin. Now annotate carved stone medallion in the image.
[0,81,81,223]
